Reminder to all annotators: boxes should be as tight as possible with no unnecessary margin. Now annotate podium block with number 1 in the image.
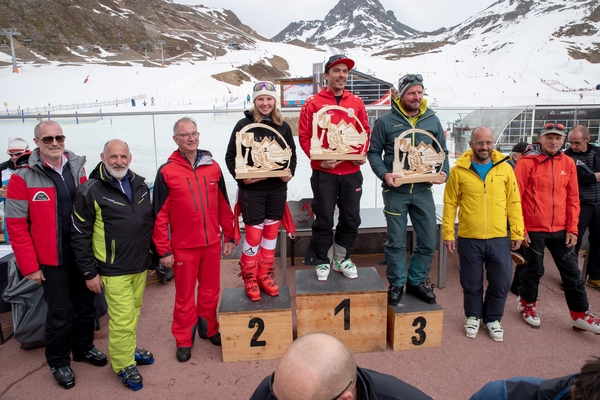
[295,267,387,353]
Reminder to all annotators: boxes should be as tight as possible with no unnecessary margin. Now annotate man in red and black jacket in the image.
[6,121,106,389]
[153,117,235,363]
[298,55,371,282]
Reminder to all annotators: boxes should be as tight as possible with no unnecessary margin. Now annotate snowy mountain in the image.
[271,0,419,48]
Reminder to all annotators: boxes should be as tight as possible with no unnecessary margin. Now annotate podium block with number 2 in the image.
[295,267,387,353]
[219,286,293,362]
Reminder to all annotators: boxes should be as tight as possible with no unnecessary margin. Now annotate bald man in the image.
[250,333,432,400]
[72,140,155,391]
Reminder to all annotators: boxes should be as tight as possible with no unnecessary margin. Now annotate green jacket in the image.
[367,98,449,194]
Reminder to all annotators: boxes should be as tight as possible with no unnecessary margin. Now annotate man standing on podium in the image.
[443,126,523,342]
[298,55,371,282]
[367,73,449,306]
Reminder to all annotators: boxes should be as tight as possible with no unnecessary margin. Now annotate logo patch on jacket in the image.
[32,191,51,201]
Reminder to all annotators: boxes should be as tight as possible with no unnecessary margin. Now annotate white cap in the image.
[8,134,28,152]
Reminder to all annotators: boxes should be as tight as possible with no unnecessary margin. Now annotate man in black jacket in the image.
[72,139,154,391]
[564,125,600,291]
[250,333,432,400]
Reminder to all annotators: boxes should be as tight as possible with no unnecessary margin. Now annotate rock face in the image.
[0,0,265,62]
[272,0,419,48]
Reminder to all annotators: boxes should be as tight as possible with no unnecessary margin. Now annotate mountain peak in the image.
[272,0,419,49]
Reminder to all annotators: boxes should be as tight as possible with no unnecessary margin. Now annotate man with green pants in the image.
[367,74,449,306]
[72,139,155,391]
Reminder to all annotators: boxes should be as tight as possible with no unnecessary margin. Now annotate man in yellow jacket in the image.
[443,126,524,342]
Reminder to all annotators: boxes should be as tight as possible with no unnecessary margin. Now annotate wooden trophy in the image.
[393,128,445,184]
[310,105,368,161]
[234,123,293,179]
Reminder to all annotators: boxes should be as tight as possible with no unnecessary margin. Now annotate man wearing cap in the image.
[298,55,370,281]
[367,74,449,305]
[514,123,600,333]
[564,125,600,292]
[507,141,529,169]
[0,134,31,243]
[6,121,107,389]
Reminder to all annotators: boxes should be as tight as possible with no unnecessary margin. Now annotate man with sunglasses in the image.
[298,55,370,281]
[367,73,449,305]
[0,134,31,243]
[564,125,600,292]
[153,117,235,362]
[6,121,107,389]
[250,332,432,400]
[514,123,600,334]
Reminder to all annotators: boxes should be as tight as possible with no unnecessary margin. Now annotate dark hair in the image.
[572,357,600,400]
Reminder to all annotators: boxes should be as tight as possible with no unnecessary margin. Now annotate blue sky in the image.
[173,0,497,38]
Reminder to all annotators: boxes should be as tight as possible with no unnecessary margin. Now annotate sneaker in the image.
[570,310,600,334]
[517,296,540,327]
[511,251,525,265]
[118,365,143,391]
[51,366,75,389]
[587,278,600,292]
[333,259,358,279]
[485,320,504,342]
[464,317,480,339]
[315,264,330,281]
[134,348,154,365]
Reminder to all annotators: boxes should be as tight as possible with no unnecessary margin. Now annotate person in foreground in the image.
[443,126,523,342]
[6,121,106,389]
[469,356,600,400]
[225,81,296,301]
[71,139,155,390]
[367,73,449,306]
[514,122,600,334]
[153,117,235,362]
[298,55,370,282]
[250,332,433,400]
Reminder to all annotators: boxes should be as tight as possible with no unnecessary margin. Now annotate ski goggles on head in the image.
[544,122,565,131]
[540,122,566,137]
[400,74,423,85]
[253,82,275,92]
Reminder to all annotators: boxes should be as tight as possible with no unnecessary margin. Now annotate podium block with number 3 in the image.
[219,286,293,362]
[387,292,443,350]
[295,267,387,353]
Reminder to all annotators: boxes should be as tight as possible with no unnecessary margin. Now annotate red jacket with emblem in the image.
[6,149,87,275]
[153,149,234,255]
[514,144,580,235]
[298,88,370,175]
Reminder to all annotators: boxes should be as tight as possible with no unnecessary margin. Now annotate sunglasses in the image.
[37,135,66,144]
[401,74,424,85]
[267,372,353,400]
[544,122,565,131]
[7,150,25,156]
[253,82,275,92]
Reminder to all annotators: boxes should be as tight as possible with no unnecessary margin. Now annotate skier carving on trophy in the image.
[233,123,292,179]
[391,128,446,184]
[310,105,368,160]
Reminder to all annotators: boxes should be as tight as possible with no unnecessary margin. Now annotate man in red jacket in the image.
[153,117,235,362]
[298,55,370,281]
[514,123,600,334]
[6,121,106,389]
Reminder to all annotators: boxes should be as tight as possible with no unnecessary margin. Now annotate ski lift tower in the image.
[157,40,166,67]
[0,28,21,73]
[140,40,151,60]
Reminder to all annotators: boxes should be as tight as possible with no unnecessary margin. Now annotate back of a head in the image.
[572,357,600,400]
[274,333,356,400]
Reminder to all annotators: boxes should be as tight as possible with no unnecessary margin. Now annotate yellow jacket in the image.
[442,150,524,241]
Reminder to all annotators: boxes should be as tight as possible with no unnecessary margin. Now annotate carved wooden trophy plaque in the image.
[234,123,293,179]
[393,128,446,184]
[310,105,368,161]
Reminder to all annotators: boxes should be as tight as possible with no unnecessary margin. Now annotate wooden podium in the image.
[295,267,387,353]
[219,286,293,362]
[387,291,443,350]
